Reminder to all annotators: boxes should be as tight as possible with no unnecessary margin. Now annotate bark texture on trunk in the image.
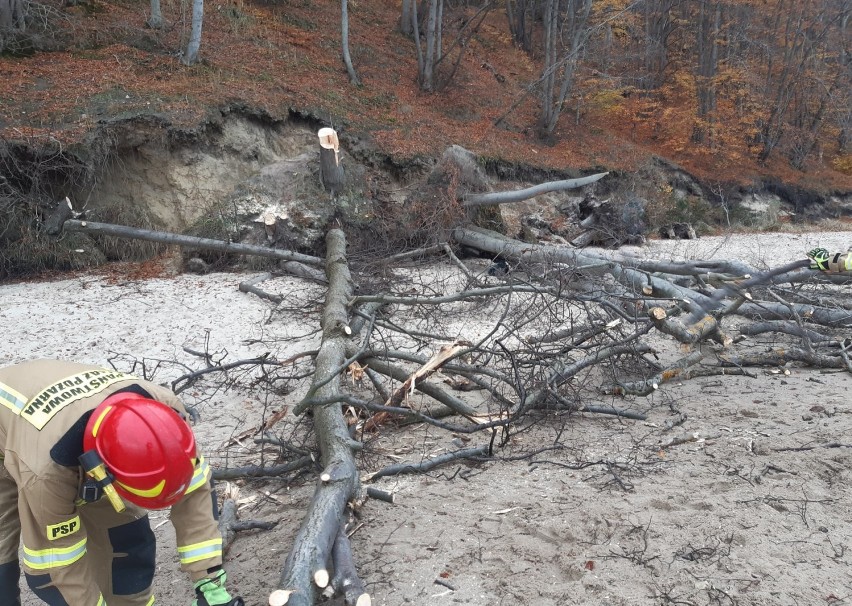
[318,128,345,196]
[273,229,369,606]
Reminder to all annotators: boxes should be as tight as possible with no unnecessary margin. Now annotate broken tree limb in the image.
[462,172,608,207]
[219,498,239,551]
[382,243,447,264]
[384,340,472,407]
[365,444,491,481]
[212,457,314,481]
[578,405,647,420]
[683,259,813,323]
[524,343,656,410]
[648,306,731,345]
[218,498,277,553]
[356,354,479,418]
[736,301,852,327]
[365,487,394,503]
[330,525,371,606]
[240,273,283,303]
[61,218,324,265]
[599,351,754,395]
[281,261,329,284]
[452,226,716,316]
[274,229,367,606]
[44,197,323,266]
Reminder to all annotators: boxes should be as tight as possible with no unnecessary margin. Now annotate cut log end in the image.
[649,307,668,320]
[314,568,330,588]
[268,589,294,606]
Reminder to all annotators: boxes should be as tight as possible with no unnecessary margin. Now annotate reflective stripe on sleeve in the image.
[0,381,27,415]
[97,595,106,606]
[145,595,155,605]
[177,538,223,565]
[22,538,87,570]
[184,456,211,495]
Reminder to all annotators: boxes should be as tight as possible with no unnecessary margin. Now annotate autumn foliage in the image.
[0,0,849,190]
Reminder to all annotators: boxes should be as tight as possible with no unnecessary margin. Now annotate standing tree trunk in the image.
[639,0,676,90]
[0,0,26,53]
[0,0,24,29]
[420,0,441,91]
[400,0,413,35]
[148,0,163,28]
[182,0,204,65]
[536,0,593,139]
[692,0,721,145]
[505,0,533,51]
[318,128,345,196]
[341,0,360,85]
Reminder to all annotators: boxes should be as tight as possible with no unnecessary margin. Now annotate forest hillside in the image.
[1,0,850,191]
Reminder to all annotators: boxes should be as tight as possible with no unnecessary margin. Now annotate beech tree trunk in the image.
[148,0,163,29]
[182,0,204,65]
[341,0,360,85]
[272,229,369,606]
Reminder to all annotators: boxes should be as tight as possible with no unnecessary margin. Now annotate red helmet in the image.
[83,392,197,510]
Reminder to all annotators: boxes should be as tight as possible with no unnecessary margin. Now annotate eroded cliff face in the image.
[78,112,322,231]
[61,110,852,242]
[2,107,849,278]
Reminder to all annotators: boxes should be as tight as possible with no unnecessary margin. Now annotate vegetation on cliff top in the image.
[0,0,850,191]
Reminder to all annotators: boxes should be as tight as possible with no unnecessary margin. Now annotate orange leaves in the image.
[0,0,848,190]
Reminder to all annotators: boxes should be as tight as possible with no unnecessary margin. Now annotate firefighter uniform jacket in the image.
[0,359,224,606]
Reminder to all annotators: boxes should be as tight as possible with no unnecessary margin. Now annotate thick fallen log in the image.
[717,347,849,369]
[272,229,369,606]
[329,526,370,606]
[452,226,716,318]
[739,321,837,344]
[648,306,731,345]
[736,301,852,327]
[452,226,852,333]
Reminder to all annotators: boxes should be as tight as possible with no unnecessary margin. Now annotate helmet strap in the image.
[78,450,126,513]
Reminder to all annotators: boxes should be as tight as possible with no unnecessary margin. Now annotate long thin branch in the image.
[462,173,608,207]
[365,445,491,481]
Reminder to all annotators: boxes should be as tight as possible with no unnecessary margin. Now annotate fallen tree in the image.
[271,229,369,606]
[40,167,852,606]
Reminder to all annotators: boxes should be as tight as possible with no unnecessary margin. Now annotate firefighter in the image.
[0,359,245,606]
[808,247,852,273]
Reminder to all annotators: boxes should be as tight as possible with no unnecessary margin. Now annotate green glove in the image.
[808,247,830,271]
[192,570,245,606]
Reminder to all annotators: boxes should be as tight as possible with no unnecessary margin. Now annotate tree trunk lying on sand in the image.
[452,225,851,331]
[271,229,370,606]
